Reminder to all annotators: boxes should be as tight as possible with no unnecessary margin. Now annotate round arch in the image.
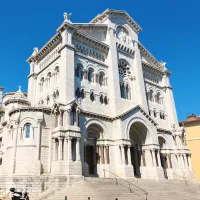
[19,117,38,128]
[84,118,108,139]
[126,117,155,145]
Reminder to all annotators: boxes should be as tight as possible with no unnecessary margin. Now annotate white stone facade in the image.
[0,9,193,196]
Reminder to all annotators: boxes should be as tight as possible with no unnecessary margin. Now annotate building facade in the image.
[0,9,194,196]
[180,114,200,181]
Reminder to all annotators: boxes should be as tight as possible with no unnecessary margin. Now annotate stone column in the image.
[76,138,80,161]
[152,150,156,167]
[183,154,188,169]
[188,154,192,170]
[75,109,79,127]
[127,146,132,165]
[64,138,68,160]
[58,137,63,160]
[36,120,42,160]
[53,139,57,161]
[68,137,72,161]
[66,109,71,126]
[83,70,87,79]
[13,121,19,174]
[99,146,102,164]
[59,111,64,126]
[157,150,161,167]
[121,145,125,164]
[102,146,105,164]
[104,146,107,164]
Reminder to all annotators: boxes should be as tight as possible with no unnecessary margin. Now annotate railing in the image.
[103,169,148,200]
[173,172,200,188]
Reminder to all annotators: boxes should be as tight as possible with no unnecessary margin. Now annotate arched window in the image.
[156,92,161,104]
[75,67,80,78]
[88,69,94,83]
[75,65,83,79]
[47,96,50,105]
[90,92,95,102]
[160,111,163,119]
[80,89,85,99]
[118,59,131,100]
[56,89,59,98]
[100,94,104,104]
[126,84,131,100]
[120,83,125,99]
[54,67,59,82]
[149,90,154,101]
[75,88,81,98]
[104,96,108,105]
[154,110,157,118]
[99,72,105,86]
[47,72,51,87]
[25,123,31,138]
[40,77,45,92]
[10,125,14,140]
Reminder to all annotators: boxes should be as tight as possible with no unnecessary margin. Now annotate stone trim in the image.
[90,9,142,34]
[27,33,61,63]
[73,30,109,54]
[9,107,51,117]
[81,105,157,126]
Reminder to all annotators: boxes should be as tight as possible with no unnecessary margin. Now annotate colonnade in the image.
[119,145,192,177]
[53,137,80,162]
[84,145,110,165]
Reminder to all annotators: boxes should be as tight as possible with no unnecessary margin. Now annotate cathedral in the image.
[0,9,193,196]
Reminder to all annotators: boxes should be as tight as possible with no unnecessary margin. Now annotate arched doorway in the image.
[85,124,103,176]
[129,122,148,178]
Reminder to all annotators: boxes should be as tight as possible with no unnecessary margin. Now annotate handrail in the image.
[103,169,148,200]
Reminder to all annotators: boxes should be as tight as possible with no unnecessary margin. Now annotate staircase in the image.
[40,177,200,200]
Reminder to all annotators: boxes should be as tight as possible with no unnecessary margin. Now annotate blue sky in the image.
[0,0,199,121]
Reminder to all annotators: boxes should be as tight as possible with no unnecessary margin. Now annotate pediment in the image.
[115,105,157,126]
[90,9,142,34]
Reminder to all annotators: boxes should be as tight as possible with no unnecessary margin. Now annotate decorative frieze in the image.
[38,45,61,71]
[74,42,106,62]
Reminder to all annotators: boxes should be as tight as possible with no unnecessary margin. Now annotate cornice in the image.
[75,52,109,68]
[27,33,61,63]
[157,128,172,135]
[90,9,142,34]
[142,61,164,75]
[73,23,108,31]
[9,107,51,117]
[139,42,164,70]
[80,105,158,126]
[73,30,109,54]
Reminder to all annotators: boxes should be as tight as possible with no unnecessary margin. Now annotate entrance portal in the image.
[85,123,104,176]
[86,146,96,175]
[129,122,148,178]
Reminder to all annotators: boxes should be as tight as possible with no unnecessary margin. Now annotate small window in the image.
[99,73,104,86]
[154,110,157,118]
[80,89,85,99]
[75,67,80,78]
[25,124,31,138]
[88,69,93,82]
[100,94,104,104]
[104,96,108,105]
[90,92,95,102]
[149,90,154,101]
[76,88,81,98]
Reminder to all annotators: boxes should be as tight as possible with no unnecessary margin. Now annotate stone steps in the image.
[41,178,200,200]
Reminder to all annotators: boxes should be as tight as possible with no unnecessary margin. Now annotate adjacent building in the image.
[0,9,194,196]
[180,114,200,181]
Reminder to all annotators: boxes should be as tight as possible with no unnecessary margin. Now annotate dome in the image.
[4,86,30,106]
